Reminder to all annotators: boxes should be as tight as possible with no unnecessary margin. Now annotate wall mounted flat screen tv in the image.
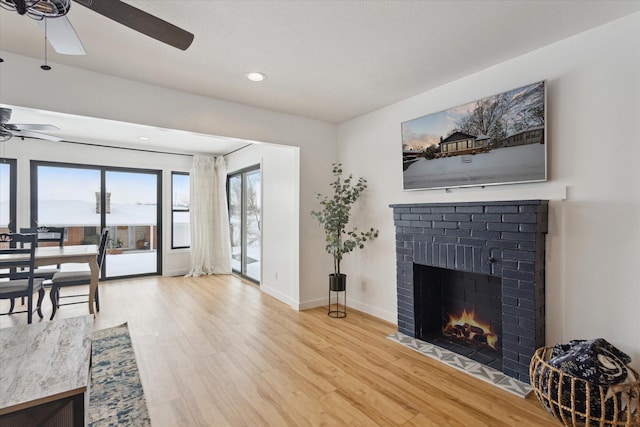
[401,81,547,191]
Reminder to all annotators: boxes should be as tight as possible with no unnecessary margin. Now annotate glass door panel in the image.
[36,165,101,246]
[104,170,158,276]
[36,165,101,273]
[228,166,261,282]
[228,174,242,272]
[245,169,261,281]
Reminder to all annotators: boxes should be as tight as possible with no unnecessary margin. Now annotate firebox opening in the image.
[443,308,499,350]
[413,263,503,370]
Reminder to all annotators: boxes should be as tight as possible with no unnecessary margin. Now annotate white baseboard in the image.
[298,297,326,311]
[260,284,297,309]
[298,296,397,324]
[347,299,396,324]
[163,269,189,277]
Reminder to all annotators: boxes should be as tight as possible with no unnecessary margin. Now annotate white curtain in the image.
[186,155,232,276]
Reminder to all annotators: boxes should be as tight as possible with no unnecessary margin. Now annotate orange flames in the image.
[443,308,498,350]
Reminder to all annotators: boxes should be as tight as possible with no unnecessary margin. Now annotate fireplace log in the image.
[463,323,472,338]
[473,334,488,344]
[471,325,484,335]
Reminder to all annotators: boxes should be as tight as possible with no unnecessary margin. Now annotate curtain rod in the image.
[223,143,254,157]
[32,137,253,157]
[52,139,195,157]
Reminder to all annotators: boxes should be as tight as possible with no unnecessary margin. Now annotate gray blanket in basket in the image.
[550,338,631,384]
[540,338,632,422]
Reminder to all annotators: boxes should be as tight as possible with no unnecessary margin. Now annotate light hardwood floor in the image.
[0,275,559,426]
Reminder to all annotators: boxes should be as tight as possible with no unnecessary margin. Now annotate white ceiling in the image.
[0,103,254,155]
[1,0,639,154]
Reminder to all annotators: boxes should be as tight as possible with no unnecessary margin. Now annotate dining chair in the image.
[49,228,109,320]
[19,226,65,280]
[0,233,45,324]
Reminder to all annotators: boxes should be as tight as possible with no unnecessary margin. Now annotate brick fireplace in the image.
[391,200,548,384]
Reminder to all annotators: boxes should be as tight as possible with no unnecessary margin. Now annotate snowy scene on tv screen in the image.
[401,81,546,190]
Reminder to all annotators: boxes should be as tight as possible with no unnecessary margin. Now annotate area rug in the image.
[89,323,151,426]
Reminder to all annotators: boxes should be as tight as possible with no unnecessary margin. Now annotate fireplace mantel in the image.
[391,200,548,383]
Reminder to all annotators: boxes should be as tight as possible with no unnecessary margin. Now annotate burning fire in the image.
[443,308,498,350]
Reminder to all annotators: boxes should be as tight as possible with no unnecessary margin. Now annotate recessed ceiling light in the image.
[138,136,149,140]
[246,72,266,82]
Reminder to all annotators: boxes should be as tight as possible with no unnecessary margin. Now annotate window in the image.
[0,158,17,233]
[227,166,261,283]
[171,172,190,249]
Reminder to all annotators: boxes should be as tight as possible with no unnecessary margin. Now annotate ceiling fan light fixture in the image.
[33,1,56,14]
[246,72,266,82]
[0,0,71,19]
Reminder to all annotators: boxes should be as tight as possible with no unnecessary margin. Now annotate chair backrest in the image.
[97,228,109,270]
[19,227,65,248]
[0,233,37,282]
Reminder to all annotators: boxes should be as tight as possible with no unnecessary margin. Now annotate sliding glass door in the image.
[228,166,261,282]
[31,161,161,278]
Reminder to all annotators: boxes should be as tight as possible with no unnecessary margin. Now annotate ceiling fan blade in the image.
[74,0,194,50]
[7,124,62,132]
[12,130,63,142]
[0,108,11,124]
[37,16,86,55]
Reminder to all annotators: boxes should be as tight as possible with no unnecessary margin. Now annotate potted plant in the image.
[311,163,379,295]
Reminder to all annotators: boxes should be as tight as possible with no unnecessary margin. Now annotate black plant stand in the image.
[328,274,346,318]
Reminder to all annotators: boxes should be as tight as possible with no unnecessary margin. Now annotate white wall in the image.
[0,137,193,275]
[225,143,300,307]
[0,51,337,308]
[338,13,640,367]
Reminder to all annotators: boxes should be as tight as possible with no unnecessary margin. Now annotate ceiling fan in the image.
[0,107,62,142]
[0,0,194,55]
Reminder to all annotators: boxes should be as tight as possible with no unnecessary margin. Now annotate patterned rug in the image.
[89,323,151,426]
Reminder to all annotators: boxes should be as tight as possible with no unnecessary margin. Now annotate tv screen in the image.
[401,81,547,190]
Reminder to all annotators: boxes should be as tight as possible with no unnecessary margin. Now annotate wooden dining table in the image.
[34,244,99,315]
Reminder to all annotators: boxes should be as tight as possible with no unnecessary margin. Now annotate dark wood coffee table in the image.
[0,316,93,426]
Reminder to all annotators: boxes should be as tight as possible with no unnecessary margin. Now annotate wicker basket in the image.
[530,346,640,427]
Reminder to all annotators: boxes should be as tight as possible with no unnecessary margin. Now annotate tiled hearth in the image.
[390,200,548,393]
[387,332,532,397]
